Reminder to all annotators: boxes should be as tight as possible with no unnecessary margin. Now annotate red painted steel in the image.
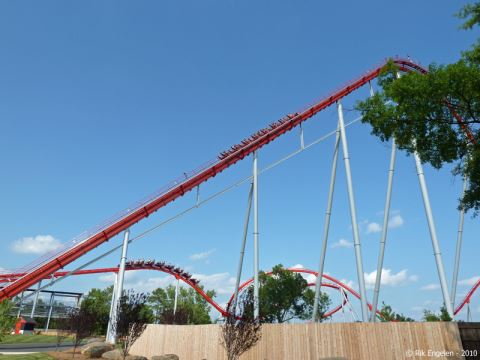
[0,265,361,319]
[0,58,474,301]
[227,268,385,320]
[454,278,480,315]
[0,263,359,318]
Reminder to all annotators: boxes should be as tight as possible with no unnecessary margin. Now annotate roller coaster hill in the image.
[0,57,478,324]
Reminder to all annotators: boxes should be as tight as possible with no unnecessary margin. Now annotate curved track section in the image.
[454,278,480,316]
[228,268,383,319]
[1,58,472,301]
[0,263,370,319]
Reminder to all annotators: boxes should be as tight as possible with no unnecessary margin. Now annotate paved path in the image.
[0,342,74,353]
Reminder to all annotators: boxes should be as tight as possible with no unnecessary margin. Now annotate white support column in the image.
[45,293,55,331]
[253,151,260,320]
[106,272,118,344]
[368,81,375,97]
[312,122,340,321]
[30,280,42,318]
[300,125,305,150]
[17,291,25,318]
[196,186,200,207]
[414,150,454,316]
[451,176,467,312]
[337,101,369,322]
[232,183,253,314]
[173,278,179,315]
[110,229,130,344]
[370,138,397,322]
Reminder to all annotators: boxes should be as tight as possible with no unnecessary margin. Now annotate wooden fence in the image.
[130,322,465,360]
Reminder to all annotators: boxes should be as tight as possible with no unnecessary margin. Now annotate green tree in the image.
[423,306,452,322]
[247,264,331,323]
[378,302,414,322]
[356,2,480,214]
[113,291,151,360]
[80,286,113,335]
[221,291,261,360]
[67,306,97,359]
[0,300,15,341]
[149,285,215,324]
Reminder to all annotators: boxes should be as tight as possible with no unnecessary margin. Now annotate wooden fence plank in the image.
[130,322,465,360]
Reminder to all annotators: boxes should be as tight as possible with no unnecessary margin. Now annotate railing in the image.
[11,157,220,280]
[12,304,76,318]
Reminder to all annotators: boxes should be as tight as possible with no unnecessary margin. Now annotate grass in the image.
[0,334,60,344]
[0,354,54,359]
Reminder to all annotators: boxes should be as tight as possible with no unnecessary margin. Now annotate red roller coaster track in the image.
[0,263,375,319]
[0,58,474,303]
[453,278,480,316]
[5,263,476,318]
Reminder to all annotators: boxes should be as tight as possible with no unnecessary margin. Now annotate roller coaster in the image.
[0,261,380,320]
[1,260,477,319]
[0,57,477,322]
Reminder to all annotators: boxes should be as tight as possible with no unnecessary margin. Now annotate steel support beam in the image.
[232,183,253,314]
[337,101,369,321]
[300,125,305,150]
[45,293,55,331]
[106,272,118,344]
[451,175,467,313]
[370,139,397,322]
[312,122,340,321]
[414,150,454,316]
[17,291,24,318]
[253,151,260,320]
[173,278,179,315]
[30,280,42,318]
[111,229,130,343]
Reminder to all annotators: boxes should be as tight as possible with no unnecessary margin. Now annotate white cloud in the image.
[111,270,236,297]
[192,272,236,295]
[410,274,419,282]
[290,264,304,269]
[364,268,417,289]
[388,214,404,229]
[339,278,355,289]
[459,276,480,286]
[288,265,318,284]
[189,249,216,261]
[366,214,404,234]
[367,222,382,234]
[98,271,138,283]
[421,283,440,291]
[331,239,353,248]
[124,276,177,292]
[305,274,317,284]
[11,235,62,255]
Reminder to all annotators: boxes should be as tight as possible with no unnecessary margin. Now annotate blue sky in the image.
[0,0,479,321]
